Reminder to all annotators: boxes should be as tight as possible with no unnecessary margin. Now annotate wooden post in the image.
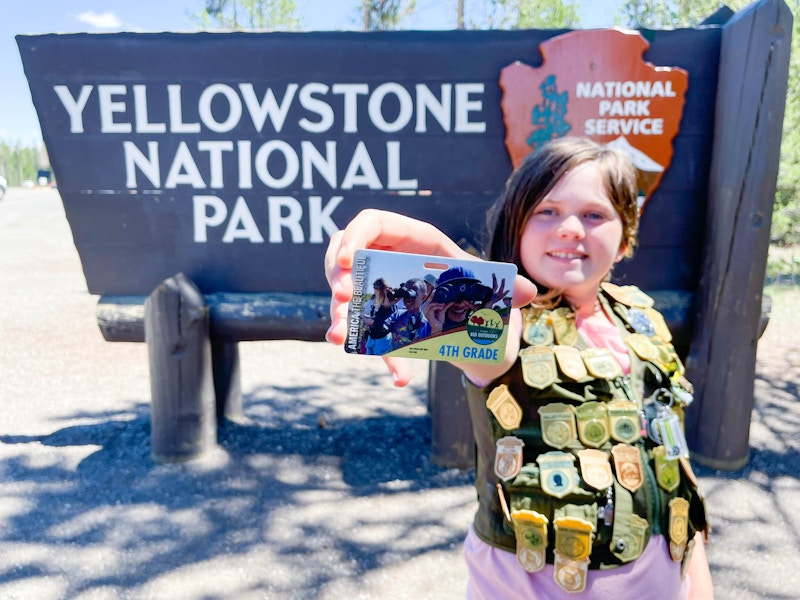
[685,0,792,470]
[428,361,474,469]
[144,273,217,462]
[212,341,244,421]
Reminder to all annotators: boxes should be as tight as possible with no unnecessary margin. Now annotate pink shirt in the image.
[575,312,631,374]
[464,527,690,599]
[463,312,691,598]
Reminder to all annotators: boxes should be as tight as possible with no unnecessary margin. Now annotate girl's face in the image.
[519,161,626,309]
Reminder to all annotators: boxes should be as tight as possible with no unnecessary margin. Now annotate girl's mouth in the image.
[547,250,587,260]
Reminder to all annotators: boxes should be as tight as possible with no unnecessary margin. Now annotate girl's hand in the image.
[490,273,510,308]
[422,301,451,334]
[324,209,537,386]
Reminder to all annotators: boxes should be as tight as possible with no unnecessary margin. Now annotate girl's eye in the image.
[585,212,608,221]
[535,207,557,217]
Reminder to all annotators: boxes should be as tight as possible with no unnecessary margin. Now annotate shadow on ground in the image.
[0,389,474,598]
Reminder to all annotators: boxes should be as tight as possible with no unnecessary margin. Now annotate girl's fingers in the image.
[383,355,413,387]
[334,209,470,270]
[512,276,538,308]
[326,298,351,345]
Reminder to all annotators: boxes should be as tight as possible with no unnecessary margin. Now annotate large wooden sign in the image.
[18,29,720,296]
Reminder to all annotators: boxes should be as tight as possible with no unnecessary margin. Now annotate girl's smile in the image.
[519,161,626,313]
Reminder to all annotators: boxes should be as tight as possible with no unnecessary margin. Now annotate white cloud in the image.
[77,11,123,30]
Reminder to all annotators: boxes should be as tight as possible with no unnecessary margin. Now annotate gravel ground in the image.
[1,187,798,599]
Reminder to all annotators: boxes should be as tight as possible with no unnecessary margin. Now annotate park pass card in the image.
[345,249,517,364]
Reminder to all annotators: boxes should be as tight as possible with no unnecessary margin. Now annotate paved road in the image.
[1,187,798,599]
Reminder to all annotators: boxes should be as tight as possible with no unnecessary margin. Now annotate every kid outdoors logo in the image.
[499,28,687,209]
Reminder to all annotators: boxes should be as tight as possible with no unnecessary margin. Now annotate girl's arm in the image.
[325,209,537,386]
[687,532,714,600]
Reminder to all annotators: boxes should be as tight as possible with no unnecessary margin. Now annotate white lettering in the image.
[308,195,343,243]
[454,83,485,133]
[98,84,131,133]
[238,140,252,188]
[198,84,242,133]
[168,84,201,133]
[133,85,166,133]
[54,85,93,133]
[239,83,297,132]
[341,141,381,189]
[268,196,304,242]
[165,141,205,188]
[298,83,334,133]
[254,140,300,188]
[124,140,160,188]
[332,83,369,133]
[223,196,264,242]
[368,83,413,133]
[386,141,417,189]
[198,140,234,188]
[576,80,678,99]
[415,83,451,133]
[193,195,227,242]
[301,141,337,189]
[584,118,664,136]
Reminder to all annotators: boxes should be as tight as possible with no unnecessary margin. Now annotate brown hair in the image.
[486,137,639,295]
[372,277,391,305]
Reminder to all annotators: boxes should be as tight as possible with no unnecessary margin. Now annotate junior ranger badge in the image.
[607,399,641,443]
[653,445,681,492]
[625,333,659,362]
[681,537,696,579]
[575,401,611,448]
[553,345,588,381]
[626,307,656,337]
[538,403,578,449]
[520,346,557,389]
[611,513,649,563]
[494,436,525,482]
[553,553,590,593]
[523,313,554,347]
[601,282,654,307]
[511,509,549,573]
[555,516,595,561]
[549,308,579,346]
[577,448,613,490]
[581,348,624,380]
[644,307,672,342]
[668,497,690,561]
[486,384,523,431]
[610,444,644,492]
[537,451,578,498]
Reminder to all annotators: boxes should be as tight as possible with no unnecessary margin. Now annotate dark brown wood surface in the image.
[144,273,218,462]
[685,0,793,469]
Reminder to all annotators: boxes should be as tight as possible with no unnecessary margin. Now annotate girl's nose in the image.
[557,215,585,239]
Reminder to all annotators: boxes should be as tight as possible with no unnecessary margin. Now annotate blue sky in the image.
[3,0,621,146]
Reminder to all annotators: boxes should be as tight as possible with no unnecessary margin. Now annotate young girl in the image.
[324,137,713,599]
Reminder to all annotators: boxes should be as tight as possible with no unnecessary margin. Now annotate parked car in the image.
[0,176,7,201]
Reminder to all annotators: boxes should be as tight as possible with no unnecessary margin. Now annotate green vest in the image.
[465,283,707,577]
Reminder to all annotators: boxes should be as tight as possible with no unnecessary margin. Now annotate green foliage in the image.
[361,0,417,30]
[0,142,39,186]
[194,0,302,30]
[774,0,800,245]
[463,0,581,29]
[616,0,798,249]
[615,0,749,28]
